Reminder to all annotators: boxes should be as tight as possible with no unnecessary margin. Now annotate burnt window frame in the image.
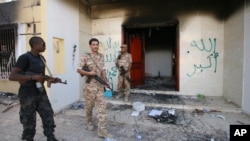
[0,24,17,80]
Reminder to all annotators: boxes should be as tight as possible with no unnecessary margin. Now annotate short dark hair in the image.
[29,36,43,48]
[89,38,99,45]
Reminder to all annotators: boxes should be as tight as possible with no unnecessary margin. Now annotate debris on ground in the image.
[193,109,205,115]
[148,108,178,124]
[2,102,20,113]
[214,114,225,120]
[69,101,84,109]
[0,92,18,109]
[131,111,140,116]
[0,99,13,105]
[132,76,176,91]
[237,120,246,125]
[132,101,145,112]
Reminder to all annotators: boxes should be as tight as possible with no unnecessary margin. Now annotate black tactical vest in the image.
[24,52,45,75]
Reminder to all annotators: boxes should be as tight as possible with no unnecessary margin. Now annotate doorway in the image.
[123,25,179,91]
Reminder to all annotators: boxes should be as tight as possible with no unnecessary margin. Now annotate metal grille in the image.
[0,24,17,80]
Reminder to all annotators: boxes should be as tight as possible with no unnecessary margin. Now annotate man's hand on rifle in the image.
[87,70,97,76]
[50,77,62,83]
[32,73,46,83]
[44,76,62,87]
[123,72,130,77]
[105,81,111,89]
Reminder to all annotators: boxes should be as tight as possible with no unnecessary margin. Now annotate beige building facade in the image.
[0,0,250,115]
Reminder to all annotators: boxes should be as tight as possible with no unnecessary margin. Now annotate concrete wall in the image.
[223,0,245,107]
[78,1,92,99]
[243,0,250,114]
[0,0,41,94]
[91,0,225,96]
[0,0,94,112]
[42,0,80,112]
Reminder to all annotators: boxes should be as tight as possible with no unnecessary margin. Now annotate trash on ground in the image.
[193,109,205,115]
[148,109,163,117]
[2,102,20,113]
[131,111,140,116]
[132,101,145,112]
[168,109,175,115]
[237,120,245,125]
[70,101,84,109]
[135,133,142,140]
[0,99,13,105]
[104,137,116,141]
[149,109,177,124]
[215,114,225,120]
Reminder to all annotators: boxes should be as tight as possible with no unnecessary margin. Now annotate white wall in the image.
[243,0,250,114]
[91,1,224,96]
[179,13,224,96]
[79,1,92,99]
[224,1,245,107]
[44,0,80,112]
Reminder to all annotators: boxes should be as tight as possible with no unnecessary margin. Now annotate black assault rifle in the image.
[120,66,131,83]
[81,65,112,91]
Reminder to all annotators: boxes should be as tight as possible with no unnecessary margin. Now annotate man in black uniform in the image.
[9,36,61,141]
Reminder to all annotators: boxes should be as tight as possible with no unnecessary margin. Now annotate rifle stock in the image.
[120,66,131,83]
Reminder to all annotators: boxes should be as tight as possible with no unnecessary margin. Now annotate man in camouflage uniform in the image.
[77,38,111,138]
[115,44,132,102]
[9,36,62,141]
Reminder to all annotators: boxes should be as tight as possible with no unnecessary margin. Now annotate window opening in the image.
[0,24,17,80]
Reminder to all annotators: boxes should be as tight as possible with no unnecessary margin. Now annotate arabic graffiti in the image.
[104,38,120,63]
[187,38,219,77]
[106,66,118,89]
[102,37,120,89]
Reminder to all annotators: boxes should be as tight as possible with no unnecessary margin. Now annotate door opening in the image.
[123,25,179,91]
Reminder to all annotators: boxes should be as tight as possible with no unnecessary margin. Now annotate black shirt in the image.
[15,52,45,75]
[15,52,46,96]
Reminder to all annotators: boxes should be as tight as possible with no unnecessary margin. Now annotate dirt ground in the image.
[1,92,250,141]
[60,92,250,141]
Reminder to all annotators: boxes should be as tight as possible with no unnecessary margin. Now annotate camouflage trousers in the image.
[19,86,56,140]
[117,75,130,97]
[84,81,108,135]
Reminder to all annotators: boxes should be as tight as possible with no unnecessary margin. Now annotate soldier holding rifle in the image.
[77,38,112,138]
[115,44,132,102]
[9,36,62,141]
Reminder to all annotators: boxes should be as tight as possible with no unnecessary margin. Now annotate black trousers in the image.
[18,86,56,140]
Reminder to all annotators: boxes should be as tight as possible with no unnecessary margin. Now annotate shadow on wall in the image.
[224,0,245,21]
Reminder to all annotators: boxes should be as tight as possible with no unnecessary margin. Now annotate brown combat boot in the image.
[125,96,128,102]
[98,132,113,139]
[115,94,122,99]
[86,123,94,131]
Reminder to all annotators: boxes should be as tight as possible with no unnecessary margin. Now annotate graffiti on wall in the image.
[100,37,120,90]
[187,38,219,77]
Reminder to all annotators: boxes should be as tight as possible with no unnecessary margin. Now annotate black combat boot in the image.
[22,137,34,141]
[47,135,58,141]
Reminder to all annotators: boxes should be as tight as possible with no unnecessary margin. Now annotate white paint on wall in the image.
[243,0,250,114]
[224,2,244,107]
[45,0,80,113]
